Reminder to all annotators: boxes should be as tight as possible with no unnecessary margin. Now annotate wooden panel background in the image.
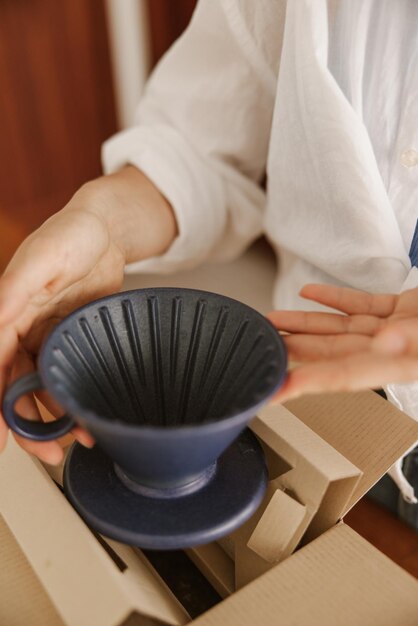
[0,0,199,271]
[0,0,117,270]
[147,0,197,65]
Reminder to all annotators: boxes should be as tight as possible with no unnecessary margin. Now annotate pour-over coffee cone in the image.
[3,288,287,548]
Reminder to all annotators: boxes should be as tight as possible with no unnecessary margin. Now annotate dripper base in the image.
[63,429,268,550]
[114,462,217,499]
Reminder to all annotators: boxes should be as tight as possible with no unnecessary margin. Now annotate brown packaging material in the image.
[192,523,418,626]
[202,391,418,590]
[2,388,418,626]
[230,402,361,588]
[0,516,65,626]
[0,439,188,626]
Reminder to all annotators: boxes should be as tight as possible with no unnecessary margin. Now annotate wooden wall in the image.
[147,0,197,65]
[0,0,197,271]
[0,0,117,269]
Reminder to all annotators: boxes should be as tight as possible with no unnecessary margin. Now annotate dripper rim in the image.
[37,287,288,434]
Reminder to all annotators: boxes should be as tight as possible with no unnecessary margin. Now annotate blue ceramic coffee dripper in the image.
[3,288,287,548]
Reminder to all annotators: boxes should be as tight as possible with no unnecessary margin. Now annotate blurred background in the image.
[0,0,196,271]
[0,0,417,580]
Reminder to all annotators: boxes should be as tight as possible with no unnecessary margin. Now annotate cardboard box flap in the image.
[252,404,361,540]
[285,390,418,512]
[253,404,361,484]
[186,544,235,598]
[193,524,418,626]
[246,489,306,563]
[229,408,362,589]
[0,515,65,626]
[0,439,188,626]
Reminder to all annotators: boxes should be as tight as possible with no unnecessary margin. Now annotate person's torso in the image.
[264,0,418,310]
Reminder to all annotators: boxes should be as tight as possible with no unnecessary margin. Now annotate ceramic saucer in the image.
[63,429,268,549]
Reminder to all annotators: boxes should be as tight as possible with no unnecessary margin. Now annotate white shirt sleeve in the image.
[102,0,284,274]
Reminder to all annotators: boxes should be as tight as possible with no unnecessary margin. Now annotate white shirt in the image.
[103,0,418,417]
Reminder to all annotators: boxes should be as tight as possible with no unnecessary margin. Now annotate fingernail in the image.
[373,332,407,354]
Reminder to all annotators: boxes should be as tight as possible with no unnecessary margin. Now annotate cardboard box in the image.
[2,241,418,625]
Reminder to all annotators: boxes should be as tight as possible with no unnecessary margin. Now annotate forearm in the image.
[64,166,178,265]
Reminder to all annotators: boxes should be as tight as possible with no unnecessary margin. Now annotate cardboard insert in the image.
[2,390,418,626]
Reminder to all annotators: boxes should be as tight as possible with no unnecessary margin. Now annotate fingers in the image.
[268,285,418,403]
[0,328,19,452]
[273,352,418,403]
[0,209,110,464]
[299,284,397,317]
[283,333,372,361]
[0,371,9,453]
[268,310,383,336]
[390,287,418,318]
[36,394,95,448]
[5,349,65,465]
[12,432,64,465]
[72,427,95,448]
[0,326,18,371]
[36,388,68,419]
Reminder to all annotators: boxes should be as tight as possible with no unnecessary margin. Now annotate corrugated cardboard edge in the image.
[246,488,306,562]
[186,544,235,598]
[192,524,418,626]
[193,396,418,591]
[0,438,188,626]
[227,405,362,587]
[0,516,65,626]
[252,405,362,536]
[285,390,418,511]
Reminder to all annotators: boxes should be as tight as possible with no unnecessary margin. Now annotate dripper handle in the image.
[3,372,75,441]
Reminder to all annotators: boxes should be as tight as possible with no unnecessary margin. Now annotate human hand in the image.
[268,283,418,403]
[0,167,177,463]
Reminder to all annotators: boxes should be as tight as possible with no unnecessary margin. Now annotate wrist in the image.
[65,166,178,265]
